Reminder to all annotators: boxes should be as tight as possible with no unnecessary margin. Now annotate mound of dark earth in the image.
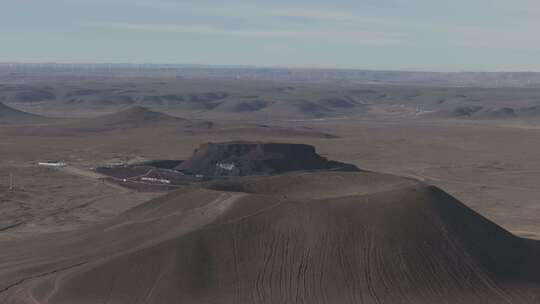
[2,171,540,304]
[176,142,358,176]
[0,102,49,124]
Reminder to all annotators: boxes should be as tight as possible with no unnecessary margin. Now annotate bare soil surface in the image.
[3,76,540,303]
[0,165,159,240]
[2,172,540,303]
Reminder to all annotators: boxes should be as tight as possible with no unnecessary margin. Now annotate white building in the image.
[217,162,235,171]
[38,161,67,168]
[140,177,171,184]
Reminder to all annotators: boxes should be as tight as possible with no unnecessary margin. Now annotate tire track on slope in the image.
[231,225,240,304]
[0,222,24,232]
[0,261,88,298]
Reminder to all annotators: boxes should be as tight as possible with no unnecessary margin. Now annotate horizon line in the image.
[2,62,540,74]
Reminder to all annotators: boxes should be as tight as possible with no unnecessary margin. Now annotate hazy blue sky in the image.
[2,0,540,71]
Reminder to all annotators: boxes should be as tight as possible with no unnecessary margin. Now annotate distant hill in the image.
[78,106,184,129]
[0,102,49,124]
[3,107,340,139]
[36,106,195,134]
[1,106,197,135]
[211,123,339,139]
[426,106,528,120]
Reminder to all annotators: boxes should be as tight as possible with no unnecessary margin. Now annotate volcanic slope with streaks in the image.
[2,171,540,303]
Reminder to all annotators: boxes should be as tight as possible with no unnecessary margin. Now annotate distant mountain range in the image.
[2,63,540,87]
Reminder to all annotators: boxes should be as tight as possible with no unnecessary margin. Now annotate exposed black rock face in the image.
[176,141,359,177]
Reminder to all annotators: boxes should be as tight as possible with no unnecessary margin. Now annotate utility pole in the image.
[9,173,14,191]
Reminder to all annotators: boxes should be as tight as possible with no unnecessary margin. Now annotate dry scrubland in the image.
[3,115,540,238]
[2,75,540,302]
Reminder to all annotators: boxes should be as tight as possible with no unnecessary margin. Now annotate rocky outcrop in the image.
[176,142,359,176]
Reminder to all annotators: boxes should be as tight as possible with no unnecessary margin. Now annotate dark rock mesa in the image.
[176,142,359,177]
